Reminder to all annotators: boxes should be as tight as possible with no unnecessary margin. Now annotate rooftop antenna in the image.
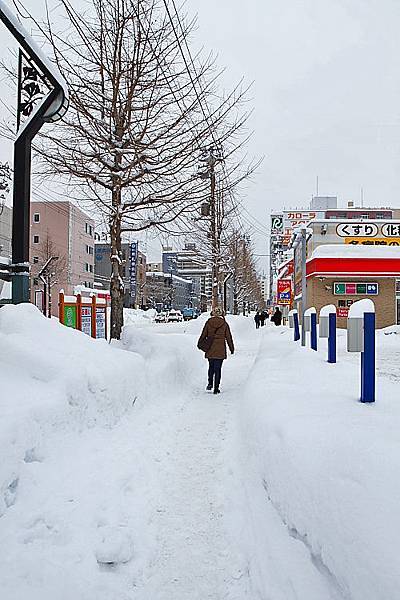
[316,175,319,197]
[360,187,364,208]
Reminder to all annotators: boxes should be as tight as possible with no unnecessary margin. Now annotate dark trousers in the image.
[208,358,224,391]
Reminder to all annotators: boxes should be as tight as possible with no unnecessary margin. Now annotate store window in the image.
[33,213,40,223]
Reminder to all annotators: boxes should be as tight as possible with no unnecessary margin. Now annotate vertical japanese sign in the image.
[64,305,77,328]
[129,241,138,300]
[96,307,106,338]
[81,306,92,336]
[277,279,292,305]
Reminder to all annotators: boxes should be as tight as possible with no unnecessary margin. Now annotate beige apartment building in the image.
[30,201,96,301]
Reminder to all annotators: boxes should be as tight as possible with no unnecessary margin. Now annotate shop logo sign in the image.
[381,222,400,237]
[271,214,283,234]
[334,282,379,296]
[336,223,379,237]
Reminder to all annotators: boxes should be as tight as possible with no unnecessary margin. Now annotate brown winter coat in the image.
[197,316,235,359]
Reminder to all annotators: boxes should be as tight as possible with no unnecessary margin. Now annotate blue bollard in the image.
[328,313,336,363]
[294,312,300,341]
[310,312,317,351]
[361,312,375,403]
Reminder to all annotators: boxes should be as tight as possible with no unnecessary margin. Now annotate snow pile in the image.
[0,304,145,513]
[240,324,400,600]
[123,307,157,327]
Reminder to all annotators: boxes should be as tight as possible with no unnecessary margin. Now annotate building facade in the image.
[162,244,211,310]
[291,217,400,328]
[30,201,95,301]
[0,205,12,302]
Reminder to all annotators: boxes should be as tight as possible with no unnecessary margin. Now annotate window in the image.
[86,263,93,273]
[33,277,39,286]
[85,223,94,236]
[33,256,39,264]
[33,213,40,223]
[33,235,40,244]
[86,245,94,255]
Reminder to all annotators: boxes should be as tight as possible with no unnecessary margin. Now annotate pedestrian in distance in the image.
[197,306,235,395]
[271,306,283,326]
[260,311,266,327]
[254,311,261,329]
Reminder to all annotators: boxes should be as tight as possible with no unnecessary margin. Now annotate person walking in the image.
[271,306,282,326]
[260,311,266,327]
[197,307,234,394]
[254,311,261,329]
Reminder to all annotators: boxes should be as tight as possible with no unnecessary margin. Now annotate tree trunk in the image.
[110,187,124,340]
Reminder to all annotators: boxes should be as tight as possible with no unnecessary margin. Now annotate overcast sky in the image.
[1,0,400,267]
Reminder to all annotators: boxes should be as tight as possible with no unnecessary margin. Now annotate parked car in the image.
[167,310,183,322]
[182,307,196,321]
[154,311,167,323]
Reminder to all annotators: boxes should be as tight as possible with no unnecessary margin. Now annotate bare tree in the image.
[5,0,252,338]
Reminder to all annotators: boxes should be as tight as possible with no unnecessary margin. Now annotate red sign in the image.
[336,307,349,318]
[277,279,292,305]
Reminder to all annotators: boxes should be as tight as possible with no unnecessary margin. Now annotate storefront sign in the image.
[337,307,349,318]
[334,282,379,296]
[382,223,400,237]
[345,237,400,246]
[277,278,292,305]
[336,223,379,237]
[81,306,92,336]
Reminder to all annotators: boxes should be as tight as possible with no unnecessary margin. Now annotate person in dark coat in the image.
[197,306,235,394]
[254,311,261,329]
[260,311,266,327]
[271,306,282,326]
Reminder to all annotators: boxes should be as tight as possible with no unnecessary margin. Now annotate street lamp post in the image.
[0,1,68,304]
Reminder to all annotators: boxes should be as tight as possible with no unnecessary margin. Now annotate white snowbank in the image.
[240,324,400,600]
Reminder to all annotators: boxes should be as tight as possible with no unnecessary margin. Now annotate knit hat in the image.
[211,306,224,317]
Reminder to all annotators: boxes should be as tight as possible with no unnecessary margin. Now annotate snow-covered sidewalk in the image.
[1,306,399,600]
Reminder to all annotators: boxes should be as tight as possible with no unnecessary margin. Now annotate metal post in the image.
[328,313,336,363]
[301,227,307,346]
[294,312,300,341]
[310,312,317,351]
[361,312,375,403]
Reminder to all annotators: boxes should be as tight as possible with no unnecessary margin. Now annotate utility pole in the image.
[209,148,219,309]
